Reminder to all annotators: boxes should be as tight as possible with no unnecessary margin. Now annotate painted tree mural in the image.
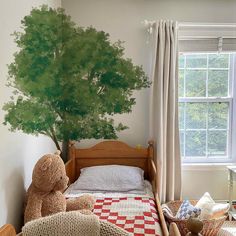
[3,6,149,161]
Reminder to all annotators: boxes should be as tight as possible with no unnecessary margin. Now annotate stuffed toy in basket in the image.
[162,200,227,236]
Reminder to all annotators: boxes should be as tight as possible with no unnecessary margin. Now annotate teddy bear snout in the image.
[66,176,69,185]
[62,176,69,188]
[54,176,69,191]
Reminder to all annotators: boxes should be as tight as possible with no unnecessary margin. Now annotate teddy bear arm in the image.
[66,195,95,211]
[24,193,43,223]
[78,209,93,215]
[66,198,81,211]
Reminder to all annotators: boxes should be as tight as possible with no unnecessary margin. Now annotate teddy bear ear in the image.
[40,157,53,171]
[54,150,61,157]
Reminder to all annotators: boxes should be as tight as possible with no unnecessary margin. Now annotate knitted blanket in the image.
[22,211,130,236]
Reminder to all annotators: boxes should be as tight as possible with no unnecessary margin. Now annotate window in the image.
[179,53,236,163]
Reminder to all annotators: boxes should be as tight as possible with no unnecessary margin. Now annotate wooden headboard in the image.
[65,140,156,190]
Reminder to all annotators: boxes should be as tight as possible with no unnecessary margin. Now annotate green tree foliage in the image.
[3,6,149,161]
[178,53,229,158]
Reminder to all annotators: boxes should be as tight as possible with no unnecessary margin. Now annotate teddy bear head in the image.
[32,151,69,193]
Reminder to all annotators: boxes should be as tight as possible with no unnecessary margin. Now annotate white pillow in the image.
[72,165,145,192]
[196,192,230,219]
[196,192,215,208]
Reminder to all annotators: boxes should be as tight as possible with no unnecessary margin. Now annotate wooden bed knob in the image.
[186,218,203,236]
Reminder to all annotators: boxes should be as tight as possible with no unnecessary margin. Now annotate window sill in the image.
[182,163,236,171]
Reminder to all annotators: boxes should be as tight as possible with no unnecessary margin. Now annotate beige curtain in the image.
[149,20,182,203]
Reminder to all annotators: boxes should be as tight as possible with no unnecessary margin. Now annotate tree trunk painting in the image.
[61,141,69,163]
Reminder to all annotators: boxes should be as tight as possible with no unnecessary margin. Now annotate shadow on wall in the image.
[4,168,25,232]
[0,131,55,231]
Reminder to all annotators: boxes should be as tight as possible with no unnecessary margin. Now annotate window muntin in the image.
[179,53,234,163]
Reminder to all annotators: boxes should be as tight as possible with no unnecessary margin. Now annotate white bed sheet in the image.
[64,180,154,199]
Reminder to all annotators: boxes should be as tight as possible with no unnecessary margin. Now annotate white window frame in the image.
[179,53,236,164]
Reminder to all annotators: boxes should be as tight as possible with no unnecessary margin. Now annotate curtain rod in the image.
[178,22,236,28]
[142,20,236,28]
[142,21,236,40]
[179,36,236,40]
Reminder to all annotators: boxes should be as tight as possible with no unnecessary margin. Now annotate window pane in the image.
[186,103,207,129]
[208,130,227,156]
[186,54,207,68]
[208,70,229,97]
[186,131,206,157]
[179,69,184,97]
[186,70,206,97]
[179,55,185,68]
[208,54,229,68]
[208,103,228,129]
[179,103,185,129]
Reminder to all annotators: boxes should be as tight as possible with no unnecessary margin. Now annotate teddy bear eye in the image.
[60,176,62,179]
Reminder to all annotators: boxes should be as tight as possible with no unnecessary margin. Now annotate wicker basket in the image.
[164,200,227,236]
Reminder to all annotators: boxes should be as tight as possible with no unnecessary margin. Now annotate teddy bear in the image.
[186,218,203,236]
[24,151,95,223]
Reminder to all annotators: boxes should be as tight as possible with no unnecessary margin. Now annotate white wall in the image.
[0,0,61,231]
[62,0,236,200]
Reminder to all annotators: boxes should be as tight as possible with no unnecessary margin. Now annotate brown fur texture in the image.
[24,152,95,223]
[67,195,95,211]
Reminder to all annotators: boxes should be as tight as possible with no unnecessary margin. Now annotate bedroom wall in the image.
[1,2,235,230]
[62,0,236,200]
[0,0,61,231]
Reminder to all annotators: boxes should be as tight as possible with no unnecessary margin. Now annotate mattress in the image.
[64,181,162,236]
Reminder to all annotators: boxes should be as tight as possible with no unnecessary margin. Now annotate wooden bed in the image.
[0,140,180,236]
[0,225,16,236]
[65,140,180,236]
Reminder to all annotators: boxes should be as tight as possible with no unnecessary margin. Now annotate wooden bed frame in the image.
[0,225,16,236]
[0,140,180,236]
[65,140,180,236]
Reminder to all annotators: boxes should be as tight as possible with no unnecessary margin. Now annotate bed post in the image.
[148,140,154,159]
[148,140,169,236]
[65,141,76,183]
[0,224,16,236]
[68,140,76,160]
[148,140,156,192]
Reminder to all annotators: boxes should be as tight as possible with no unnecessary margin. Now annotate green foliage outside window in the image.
[179,53,230,159]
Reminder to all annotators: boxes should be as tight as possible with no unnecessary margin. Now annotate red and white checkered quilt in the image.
[93,197,162,236]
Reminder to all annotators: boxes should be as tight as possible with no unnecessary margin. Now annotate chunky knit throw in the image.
[22,211,130,236]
